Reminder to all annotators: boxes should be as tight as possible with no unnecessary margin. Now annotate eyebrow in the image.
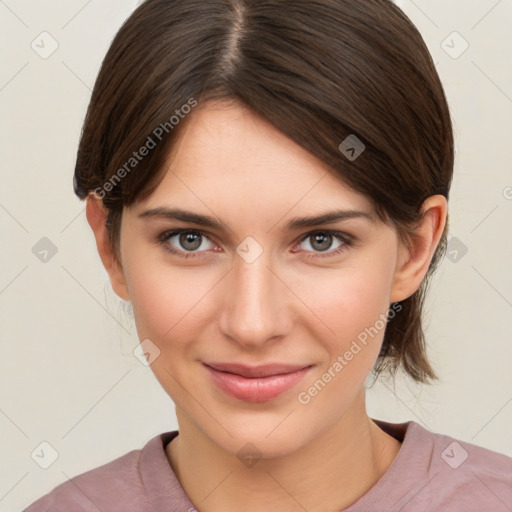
[283,209,376,230]
[137,207,376,231]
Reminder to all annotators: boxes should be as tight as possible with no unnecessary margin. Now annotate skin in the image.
[87,100,447,512]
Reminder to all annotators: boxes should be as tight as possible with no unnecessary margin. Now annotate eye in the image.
[294,230,353,258]
[157,229,217,258]
[157,229,354,260]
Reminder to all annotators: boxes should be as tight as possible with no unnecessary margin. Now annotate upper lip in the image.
[203,362,311,378]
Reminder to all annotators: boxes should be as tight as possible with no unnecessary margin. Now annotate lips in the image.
[203,361,312,402]
[203,362,310,378]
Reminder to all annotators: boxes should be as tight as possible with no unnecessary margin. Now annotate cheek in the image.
[298,257,395,343]
[295,256,395,402]
[122,251,217,348]
[124,264,215,398]
[293,261,394,420]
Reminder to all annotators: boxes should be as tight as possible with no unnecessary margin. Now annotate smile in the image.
[202,362,313,402]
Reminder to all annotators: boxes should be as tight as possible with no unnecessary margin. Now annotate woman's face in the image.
[114,100,410,457]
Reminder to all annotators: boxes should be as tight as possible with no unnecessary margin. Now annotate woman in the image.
[24,0,512,510]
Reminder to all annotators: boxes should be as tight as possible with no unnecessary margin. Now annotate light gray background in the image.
[1,0,511,510]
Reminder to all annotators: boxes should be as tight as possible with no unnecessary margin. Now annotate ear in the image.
[390,194,447,303]
[85,194,130,301]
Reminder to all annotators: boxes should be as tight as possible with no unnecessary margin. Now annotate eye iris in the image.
[180,232,202,251]
[311,233,332,252]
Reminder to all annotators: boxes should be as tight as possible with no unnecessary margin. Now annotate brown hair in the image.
[73,0,454,384]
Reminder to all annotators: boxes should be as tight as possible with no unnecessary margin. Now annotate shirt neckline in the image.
[139,419,432,511]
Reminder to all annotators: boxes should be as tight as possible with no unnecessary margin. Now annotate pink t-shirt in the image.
[23,419,512,511]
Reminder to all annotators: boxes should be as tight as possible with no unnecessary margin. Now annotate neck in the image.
[166,390,401,512]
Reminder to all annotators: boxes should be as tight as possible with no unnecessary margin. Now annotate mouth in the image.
[202,361,313,402]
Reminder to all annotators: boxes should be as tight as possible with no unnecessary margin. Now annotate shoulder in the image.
[23,431,179,512]
[426,425,512,510]
[23,448,146,512]
[386,420,512,511]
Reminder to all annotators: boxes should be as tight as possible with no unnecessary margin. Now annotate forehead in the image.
[138,100,374,216]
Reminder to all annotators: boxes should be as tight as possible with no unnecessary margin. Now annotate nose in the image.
[219,248,293,350]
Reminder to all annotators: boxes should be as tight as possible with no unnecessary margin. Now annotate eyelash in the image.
[156,229,355,260]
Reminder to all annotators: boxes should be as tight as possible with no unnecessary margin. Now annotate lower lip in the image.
[203,364,312,403]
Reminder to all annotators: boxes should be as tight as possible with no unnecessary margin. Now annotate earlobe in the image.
[85,195,130,301]
[390,195,448,303]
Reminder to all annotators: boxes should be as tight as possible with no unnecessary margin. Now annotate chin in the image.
[202,414,316,461]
